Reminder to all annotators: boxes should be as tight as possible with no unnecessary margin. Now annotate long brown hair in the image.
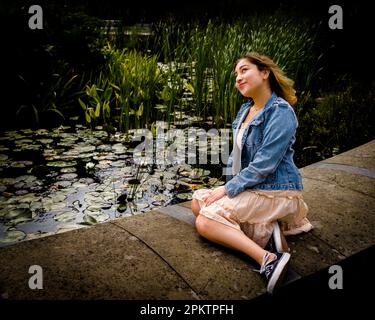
[236,52,297,106]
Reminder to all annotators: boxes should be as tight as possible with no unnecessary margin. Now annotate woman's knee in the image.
[191,199,200,216]
[195,214,211,235]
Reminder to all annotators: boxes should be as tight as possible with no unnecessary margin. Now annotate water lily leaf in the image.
[49,193,67,203]
[54,211,76,222]
[0,229,26,244]
[56,224,84,233]
[91,212,110,222]
[133,202,149,210]
[57,173,78,181]
[208,178,225,186]
[47,161,77,168]
[153,194,169,202]
[117,203,127,213]
[7,210,33,225]
[190,168,210,177]
[60,167,77,173]
[5,208,31,220]
[82,214,98,225]
[50,202,68,211]
[176,193,192,201]
[75,145,96,153]
[177,178,192,185]
[10,161,33,168]
[85,205,102,213]
[178,170,191,177]
[26,230,54,240]
[37,139,54,144]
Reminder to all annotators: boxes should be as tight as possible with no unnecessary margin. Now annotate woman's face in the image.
[234,58,269,97]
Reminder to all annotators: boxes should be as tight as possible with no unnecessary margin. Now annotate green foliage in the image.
[295,82,375,166]
[80,44,165,132]
[78,83,112,127]
[16,71,82,128]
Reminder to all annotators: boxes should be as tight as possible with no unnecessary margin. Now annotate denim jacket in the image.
[224,92,303,198]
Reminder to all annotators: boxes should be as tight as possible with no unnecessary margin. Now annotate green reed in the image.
[81,43,164,132]
[153,15,319,127]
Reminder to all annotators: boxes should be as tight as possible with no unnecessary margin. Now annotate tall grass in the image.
[152,15,319,127]
[80,14,320,132]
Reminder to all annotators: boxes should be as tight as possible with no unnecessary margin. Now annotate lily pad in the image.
[26,230,54,240]
[60,167,77,173]
[153,194,169,202]
[92,212,110,222]
[82,214,98,225]
[37,139,54,144]
[208,178,225,186]
[190,168,210,177]
[50,202,68,211]
[133,202,149,210]
[74,145,96,153]
[15,139,33,145]
[56,224,84,233]
[116,204,127,213]
[7,211,33,225]
[10,161,33,168]
[54,181,73,188]
[0,229,26,244]
[54,211,76,222]
[5,208,31,220]
[176,192,193,201]
[47,161,77,168]
[57,173,78,181]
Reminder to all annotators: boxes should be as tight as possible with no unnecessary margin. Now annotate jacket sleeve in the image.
[224,105,297,198]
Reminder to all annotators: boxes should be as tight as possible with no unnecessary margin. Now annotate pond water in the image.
[0,122,227,247]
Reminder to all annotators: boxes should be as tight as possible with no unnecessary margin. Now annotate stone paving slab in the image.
[0,222,195,300]
[302,177,375,257]
[157,204,196,226]
[320,140,375,169]
[113,211,266,299]
[300,167,375,198]
[286,232,346,276]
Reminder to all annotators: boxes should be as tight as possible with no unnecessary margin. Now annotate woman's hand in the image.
[204,186,227,206]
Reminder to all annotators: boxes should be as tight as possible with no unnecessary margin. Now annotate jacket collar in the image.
[244,92,278,125]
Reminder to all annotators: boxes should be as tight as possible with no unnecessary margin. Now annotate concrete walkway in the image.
[0,140,374,300]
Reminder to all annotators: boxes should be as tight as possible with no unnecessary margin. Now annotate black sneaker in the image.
[260,252,291,294]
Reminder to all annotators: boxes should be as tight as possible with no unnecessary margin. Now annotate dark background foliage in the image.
[0,0,373,166]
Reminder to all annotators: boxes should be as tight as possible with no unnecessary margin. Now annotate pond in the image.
[0,120,228,247]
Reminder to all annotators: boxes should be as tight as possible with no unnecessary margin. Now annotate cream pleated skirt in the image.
[192,187,313,248]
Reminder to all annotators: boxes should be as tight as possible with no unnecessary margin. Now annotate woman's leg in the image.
[280,231,289,252]
[195,214,269,265]
[191,198,201,217]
